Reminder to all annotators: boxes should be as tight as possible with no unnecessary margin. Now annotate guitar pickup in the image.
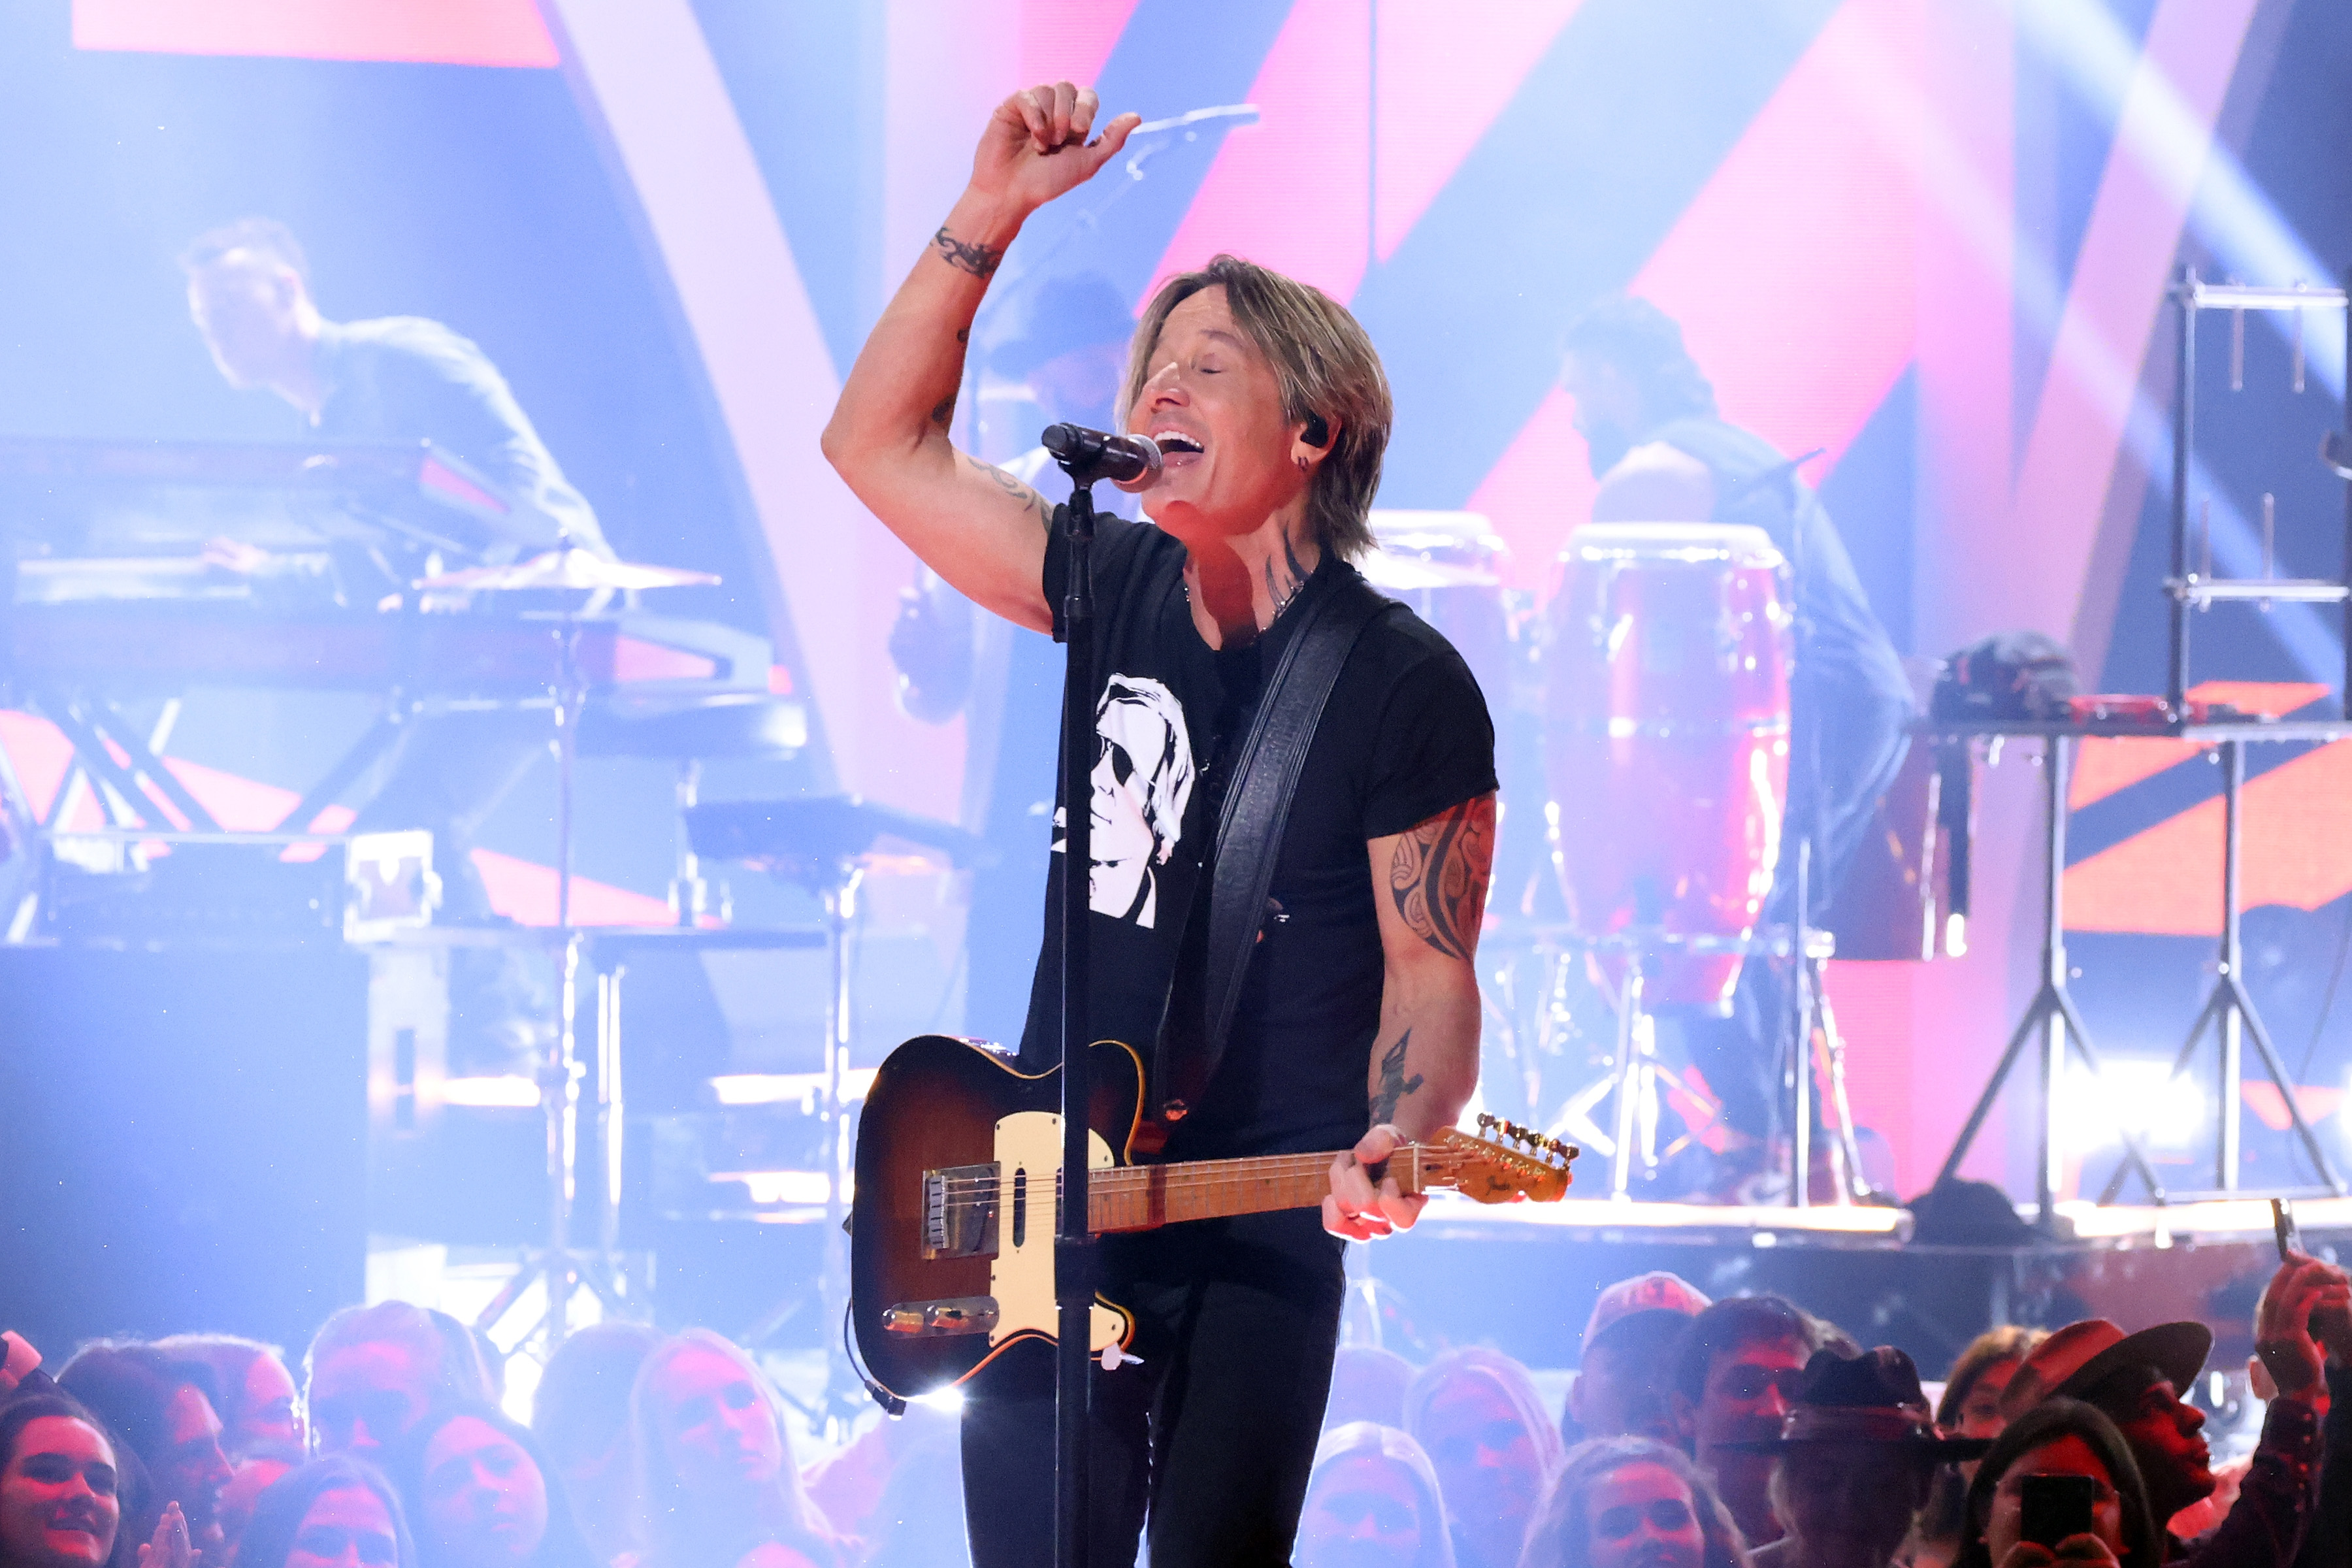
[921,1162,1000,1259]
[881,1296,1000,1336]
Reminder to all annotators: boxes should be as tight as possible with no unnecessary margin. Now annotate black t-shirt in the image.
[1018,512,1497,1163]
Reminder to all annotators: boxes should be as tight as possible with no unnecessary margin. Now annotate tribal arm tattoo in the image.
[1369,1031,1425,1126]
[932,225,1005,278]
[962,452,1054,531]
[1387,794,1495,960]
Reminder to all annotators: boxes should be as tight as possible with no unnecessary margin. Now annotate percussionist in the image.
[1559,298,1912,1201]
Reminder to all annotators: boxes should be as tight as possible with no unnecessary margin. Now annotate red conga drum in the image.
[1544,523,1792,1010]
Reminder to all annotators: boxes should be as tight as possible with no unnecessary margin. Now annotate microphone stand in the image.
[1052,470,1098,1568]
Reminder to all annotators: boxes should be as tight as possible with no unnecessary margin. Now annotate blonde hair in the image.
[627,1330,833,1565]
[1122,254,1392,560]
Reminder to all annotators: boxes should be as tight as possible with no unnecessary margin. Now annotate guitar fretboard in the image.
[1083,1147,1428,1232]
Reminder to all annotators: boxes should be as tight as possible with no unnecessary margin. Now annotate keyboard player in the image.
[180,216,609,1067]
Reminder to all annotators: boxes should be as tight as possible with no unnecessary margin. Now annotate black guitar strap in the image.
[1158,567,1396,1113]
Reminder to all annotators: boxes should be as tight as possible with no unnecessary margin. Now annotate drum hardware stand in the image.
[751,849,870,1430]
[470,616,629,1353]
[1544,934,1727,1198]
[1552,923,1865,1204]
[1934,736,2167,1230]
[1781,843,1874,1209]
[2099,738,2347,1203]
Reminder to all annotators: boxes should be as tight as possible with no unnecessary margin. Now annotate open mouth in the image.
[1150,429,1205,458]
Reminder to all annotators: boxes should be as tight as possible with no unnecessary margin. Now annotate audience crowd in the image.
[1,1250,2347,1568]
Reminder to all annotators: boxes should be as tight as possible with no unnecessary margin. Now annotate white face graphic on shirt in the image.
[1054,673,1196,928]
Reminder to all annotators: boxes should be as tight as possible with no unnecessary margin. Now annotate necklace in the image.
[1183,566,1309,629]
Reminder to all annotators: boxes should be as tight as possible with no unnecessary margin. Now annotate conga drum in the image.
[1545,523,1792,1010]
[1364,510,1512,703]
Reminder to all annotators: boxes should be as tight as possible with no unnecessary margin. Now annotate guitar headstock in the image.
[1423,1116,1578,1204]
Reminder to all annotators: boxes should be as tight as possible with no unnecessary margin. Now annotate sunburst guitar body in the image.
[849,1034,1576,1404]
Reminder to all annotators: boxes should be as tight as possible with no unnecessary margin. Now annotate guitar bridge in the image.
[880,1296,1000,1336]
[921,1162,1001,1259]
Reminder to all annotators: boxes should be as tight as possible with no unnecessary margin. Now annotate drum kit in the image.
[1364,511,1875,1206]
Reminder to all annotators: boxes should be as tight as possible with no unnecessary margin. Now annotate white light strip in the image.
[710,1169,847,1206]
[709,1070,879,1106]
[441,1075,542,1109]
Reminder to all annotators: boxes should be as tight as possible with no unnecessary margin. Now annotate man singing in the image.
[824,83,1496,1567]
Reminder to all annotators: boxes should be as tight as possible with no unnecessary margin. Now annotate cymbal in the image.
[416,545,719,593]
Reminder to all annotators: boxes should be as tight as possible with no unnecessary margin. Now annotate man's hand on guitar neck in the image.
[1324,1122,1425,1241]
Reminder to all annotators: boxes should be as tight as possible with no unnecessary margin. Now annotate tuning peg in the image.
[1476,1112,1499,1134]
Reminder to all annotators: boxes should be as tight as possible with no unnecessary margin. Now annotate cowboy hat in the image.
[1719,1347,1993,1458]
[1996,1318,2211,1424]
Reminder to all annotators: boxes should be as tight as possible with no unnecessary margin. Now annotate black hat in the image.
[1720,1347,1994,1458]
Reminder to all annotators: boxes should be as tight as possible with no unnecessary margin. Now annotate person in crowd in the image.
[391,1404,592,1568]
[2283,1263,2352,1568]
[1328,1348,1420,1433]
[56,1346,233,1564]
[885,270,1144,1051]
[1728,1348,1989,1568]
[0,1393,132,1568]
[625,1330,838,1568]
[1908,1328,2048,1568]
[1570,1273,1712,1446]
[219,1457,294,1565]
[153,1338,304,1462]
[1518,1435,1746,1568]
[305,1304,495,1460]
[2001,1254,2351,1566]
[531,1322,659,1567]
[1952,1399,2161,1568]
[2,1337,50,1402]
[234,1458,412,1568]
[1407,1349,1565,1568]
[1671,1296,1849,1549]
[1296,1422,1457,1568]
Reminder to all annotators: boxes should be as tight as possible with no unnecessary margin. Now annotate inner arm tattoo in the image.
[1388,795,1495,960]
[962,452,1054,531]
[932,225,1004,278]
[1370,1030,1425,1125]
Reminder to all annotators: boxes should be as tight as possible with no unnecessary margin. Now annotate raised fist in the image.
[968,82,1140,218]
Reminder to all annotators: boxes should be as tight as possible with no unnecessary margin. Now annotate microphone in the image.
[1041,423,1162,493]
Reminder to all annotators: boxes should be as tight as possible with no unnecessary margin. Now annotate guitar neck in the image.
[1086,1146,1430,1232]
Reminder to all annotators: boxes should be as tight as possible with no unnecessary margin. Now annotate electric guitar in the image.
[849,1034,1577,1403]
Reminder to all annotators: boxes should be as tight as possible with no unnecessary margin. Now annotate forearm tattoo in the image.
[1370,1031,1425,1125]
[962,452,1053,531]
[932,225,1004,278]
[1388,794,1495,960]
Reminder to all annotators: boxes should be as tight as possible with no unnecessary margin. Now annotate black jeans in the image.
[959,1213,1345,1568]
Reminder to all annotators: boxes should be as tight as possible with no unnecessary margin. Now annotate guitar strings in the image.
[922,1149,1546,1211]
[923,1147,1551,1201]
